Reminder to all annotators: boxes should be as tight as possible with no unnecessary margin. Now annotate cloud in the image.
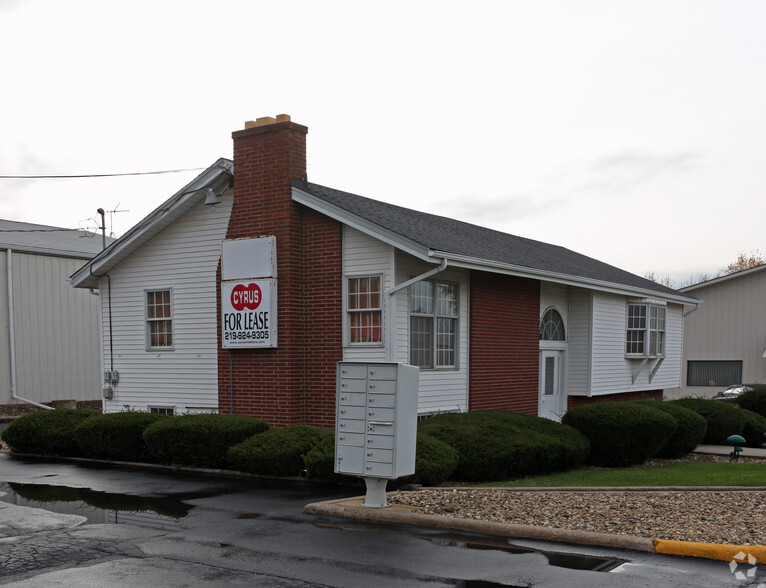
[580,149,702,196]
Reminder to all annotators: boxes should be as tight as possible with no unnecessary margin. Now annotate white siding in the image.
[101,194,233,413]
[341,226,393,364]
[340,229,470,414]
[394,252,469,414]
[589,293,683,395]
[540,282,569,330]
[2,251,101,403]
[567,288,592,396]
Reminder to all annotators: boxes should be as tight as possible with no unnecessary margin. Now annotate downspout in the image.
[385,258,449,362]
[89,265,113,374]
[6,249,53,410]
[683,302,701,317]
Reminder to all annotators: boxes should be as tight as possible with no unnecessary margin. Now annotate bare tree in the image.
[643,271,676,289]
[722,250,766,275]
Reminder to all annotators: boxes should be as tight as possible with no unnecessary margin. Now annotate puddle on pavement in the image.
[0,481,203,529]
[428,537,625,573]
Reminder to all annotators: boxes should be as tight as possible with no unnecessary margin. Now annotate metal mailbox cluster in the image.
[335,362,419,479]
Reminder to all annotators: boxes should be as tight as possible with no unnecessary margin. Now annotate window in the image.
[149,407,174,416]
[409,280,459,369]
[626,303,665,357]
[687,361,742,386]
[348,277,382,344]
[540,308,566,341]
[146,290,173,349]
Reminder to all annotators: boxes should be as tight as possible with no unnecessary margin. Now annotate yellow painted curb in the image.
[653,539,766,563]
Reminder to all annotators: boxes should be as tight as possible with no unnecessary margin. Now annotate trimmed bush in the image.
[408,432,459,486]
[633,400,707,458]
[671,398,745,445]
[1,409,97,456]
[228,425,331,476]
[143,413,270,468]
[301,434,338,480]
[736,386,766,418]
[74,411,167,462]
[739,408,766,448]
[418,411,590,482]
[562,402,676,467]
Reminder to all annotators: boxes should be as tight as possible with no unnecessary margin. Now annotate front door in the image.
[539,350,563,421]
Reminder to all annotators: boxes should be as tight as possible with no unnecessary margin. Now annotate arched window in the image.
[540,308,565,341]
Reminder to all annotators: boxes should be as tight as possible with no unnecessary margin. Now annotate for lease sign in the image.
[221,279,277,348]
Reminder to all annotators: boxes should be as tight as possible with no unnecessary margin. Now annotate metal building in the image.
[1,219,107,409]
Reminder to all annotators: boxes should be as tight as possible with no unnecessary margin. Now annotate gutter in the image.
[683,301,702,317]
[385,258,449,362]
[6,249,54,410]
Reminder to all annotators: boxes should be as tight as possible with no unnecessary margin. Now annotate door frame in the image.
[538,341,567,421]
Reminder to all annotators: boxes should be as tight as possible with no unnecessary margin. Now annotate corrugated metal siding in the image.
[567,288,592,396]
[101,194,233,413]
[9,252,101,402]
[682,270,766,389]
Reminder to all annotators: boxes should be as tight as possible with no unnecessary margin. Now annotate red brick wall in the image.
[567,389,663,409]
[217,121,343,427]
[468,271,540,414]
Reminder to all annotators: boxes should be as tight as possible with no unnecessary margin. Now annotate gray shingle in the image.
[292,180,682,297]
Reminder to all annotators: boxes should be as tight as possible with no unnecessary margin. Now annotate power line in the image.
[0,167,205,179]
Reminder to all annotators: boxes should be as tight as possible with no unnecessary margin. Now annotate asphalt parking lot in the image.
[0,453,760,587]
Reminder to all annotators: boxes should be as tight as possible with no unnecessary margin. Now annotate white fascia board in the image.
[291,186,433,261]
[71,160,232,288]
[681,264,766,292]
[432,251,699,305]
[292,186,696,305]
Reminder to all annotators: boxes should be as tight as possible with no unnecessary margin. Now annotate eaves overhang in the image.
[292,186,433,261]
[433,251,700,305]
[71,159,233,289]
[293,185,698,306]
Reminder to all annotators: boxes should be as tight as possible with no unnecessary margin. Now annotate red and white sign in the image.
[221,279,277,348]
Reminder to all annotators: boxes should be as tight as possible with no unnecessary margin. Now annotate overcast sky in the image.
[1,1,764,286]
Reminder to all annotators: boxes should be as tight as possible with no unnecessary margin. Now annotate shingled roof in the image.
[292,180,695,304]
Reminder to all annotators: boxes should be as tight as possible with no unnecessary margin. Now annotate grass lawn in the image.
[478,461,766,488]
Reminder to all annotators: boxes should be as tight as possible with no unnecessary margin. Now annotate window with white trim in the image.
[347,276,382,344]
[626,302,665,357]
[146,289,173,349]
[409,280,459,369]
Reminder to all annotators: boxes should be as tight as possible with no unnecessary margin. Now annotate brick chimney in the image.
[218,115,343,427]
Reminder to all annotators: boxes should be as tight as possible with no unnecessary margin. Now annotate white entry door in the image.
[539,350,563,421]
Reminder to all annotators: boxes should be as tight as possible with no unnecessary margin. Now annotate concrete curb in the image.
[304,495,766,564]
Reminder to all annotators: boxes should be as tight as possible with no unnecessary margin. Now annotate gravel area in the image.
[390,454,766,546]
[389,487,766,545]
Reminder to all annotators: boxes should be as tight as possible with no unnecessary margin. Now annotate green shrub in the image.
[672,398,745,444]
[407,432,459,486]
[228,425,331,476]
[562,402,676,467]
[736,386,766,418]
[418,411,589,482]
[1,409,97,456]
[739,408,766,448]
[74,411,167,462]
[301,434,338,480]
[143,413,270,468]
[633,400,707,458]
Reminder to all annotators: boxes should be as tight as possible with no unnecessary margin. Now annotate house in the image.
[665,265,766,399]
[71,115,699,424]
[1,219,108,408]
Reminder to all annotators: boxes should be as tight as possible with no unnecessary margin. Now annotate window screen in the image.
[687,360,743,387]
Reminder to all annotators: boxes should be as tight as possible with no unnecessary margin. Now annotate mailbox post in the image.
[335,362,419,507]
